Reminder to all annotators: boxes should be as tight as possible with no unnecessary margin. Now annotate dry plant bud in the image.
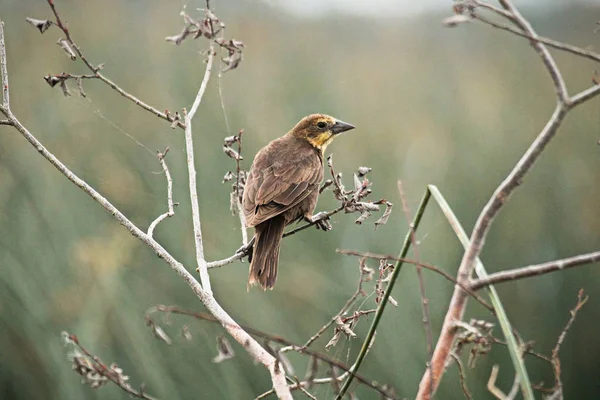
[357,166,372,177]
[443,14,472,28]
[43,75,62,87]
[319,179,333,193]
[181,324,193,341]
[223,145,242,160]
[212,335,235,363]
[223,135,237,145]
[25,17,52,33]
[56,38,77,60]
[222,171,234,183]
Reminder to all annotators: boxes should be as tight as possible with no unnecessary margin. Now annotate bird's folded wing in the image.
[244,157,322,227]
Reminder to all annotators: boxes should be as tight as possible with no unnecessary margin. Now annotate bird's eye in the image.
[317,121,327,129]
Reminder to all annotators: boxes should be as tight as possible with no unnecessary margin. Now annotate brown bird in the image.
[242,114,355,290]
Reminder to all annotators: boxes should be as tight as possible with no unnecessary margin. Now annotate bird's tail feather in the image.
[248,216,286,290]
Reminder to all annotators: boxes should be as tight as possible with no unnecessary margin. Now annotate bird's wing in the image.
[243,142,322,227]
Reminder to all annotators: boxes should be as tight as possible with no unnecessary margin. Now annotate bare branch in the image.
[0,21,9,111]
[148,148,176,238]
[470,250,600,290]
[419,1,600,396]
[471,6,600,64]
[550,289,588,397]
[184,44,215,295]
[44,0,184,128]
[0,18,291,398]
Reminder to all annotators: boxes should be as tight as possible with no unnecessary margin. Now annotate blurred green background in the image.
[1,0,600,398]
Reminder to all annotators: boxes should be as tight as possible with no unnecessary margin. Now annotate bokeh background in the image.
[1,0,599,399]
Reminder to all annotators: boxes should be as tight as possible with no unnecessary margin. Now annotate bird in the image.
[242,114,355,290]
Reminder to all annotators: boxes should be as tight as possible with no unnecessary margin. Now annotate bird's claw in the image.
[236,237,255,261]
[311,212,332,231]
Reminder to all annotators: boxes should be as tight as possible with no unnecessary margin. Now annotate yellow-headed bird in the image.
[243,114,355,289]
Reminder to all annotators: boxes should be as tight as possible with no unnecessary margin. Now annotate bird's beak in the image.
[331,120,355,135]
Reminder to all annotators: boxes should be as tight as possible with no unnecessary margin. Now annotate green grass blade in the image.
[427,185,534,400]
[335,188,432,399]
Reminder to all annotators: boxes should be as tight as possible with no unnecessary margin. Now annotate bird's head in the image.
[288,114,355,152]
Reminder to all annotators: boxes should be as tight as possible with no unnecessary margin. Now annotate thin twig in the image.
[145,305,398,399]
[206,206,344,269]
[148,148,176,238]
[471,3,600,64]
[185,44,215,296]
[398,181,434,398]
[470,251,600,290]
[450,353,473,400]
[299,259,367,350]
[63,332,158,400]
[45,0,184,128]
[337,249,493,312]
[283,205,344,237]
[550,289,588,396]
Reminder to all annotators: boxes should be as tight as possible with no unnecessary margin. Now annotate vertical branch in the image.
[0,21,9,111]
[184,44,215,295]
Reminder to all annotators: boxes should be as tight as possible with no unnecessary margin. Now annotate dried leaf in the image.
[181,325,193,341]
[56,38,77,60]
[442,14,472,28]
[25,17,52,34]
[353,173,362,192]
[374,201,393,228]
[75,77,87,97]
[59,79,71,97]
[212,335,235,363]
[165,26,191,45]
[222,51,242,72]
[150,324,172,345]
[355,211,371,224]
[223,145,242,160]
